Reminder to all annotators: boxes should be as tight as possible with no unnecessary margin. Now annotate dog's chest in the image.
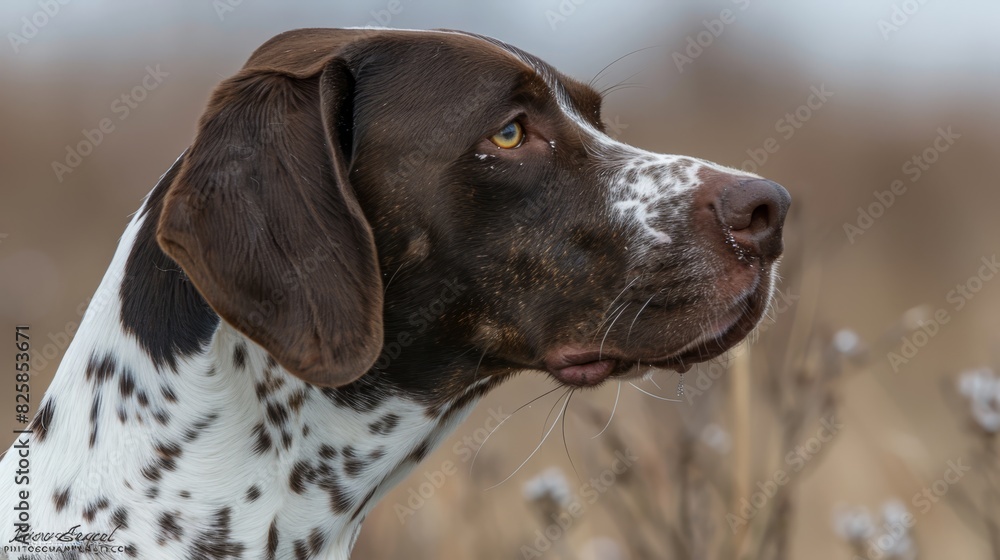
[1,317,484,560]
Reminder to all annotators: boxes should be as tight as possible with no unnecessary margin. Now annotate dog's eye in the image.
[490,121,524,149]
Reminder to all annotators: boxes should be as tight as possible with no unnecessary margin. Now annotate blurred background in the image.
[2,1,999,558]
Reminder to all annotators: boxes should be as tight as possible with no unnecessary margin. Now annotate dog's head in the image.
[157,28,789,400]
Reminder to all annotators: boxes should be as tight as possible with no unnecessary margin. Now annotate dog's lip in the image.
[542,343,711,388]
[543,347,697,389]
[543,294,757,388]
[543,351,618,387]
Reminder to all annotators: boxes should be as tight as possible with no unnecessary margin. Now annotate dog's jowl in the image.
[0,28,789,560]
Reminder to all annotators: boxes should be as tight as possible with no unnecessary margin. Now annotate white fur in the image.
[0,193,484,559]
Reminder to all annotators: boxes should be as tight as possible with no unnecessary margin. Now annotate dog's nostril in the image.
[748,204,771,233]
[717,179,791,259]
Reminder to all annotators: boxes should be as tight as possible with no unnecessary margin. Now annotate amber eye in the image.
[490,121,524,149]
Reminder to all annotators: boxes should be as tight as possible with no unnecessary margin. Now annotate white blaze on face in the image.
[532,68,756,253]
[606,152,705,246]
[496,40,763,255]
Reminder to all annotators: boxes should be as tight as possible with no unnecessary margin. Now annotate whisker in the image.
[382,261,406,295]
[648,376,663,391]
[540,387,569,440]
[599,302,631,359]
[626,292,659,344]
[597,63,650,100]
[470,347,489,383]
[601,83,651,97]
[591,276,641,339]
[591,300,630,342]
[486,389,572,491]
[470,385,563,476]
[591,381,622,439]
[562,390,581,482]
[589,44,662,89]
[629,381,681,402]
[450,344,481,361]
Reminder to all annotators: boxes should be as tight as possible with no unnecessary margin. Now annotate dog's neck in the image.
[0,181,489,559]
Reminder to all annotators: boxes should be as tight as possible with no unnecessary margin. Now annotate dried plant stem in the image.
[731,346,752,555]
[982,435,1000,560]
[677,433,696,559]
[607,489,668,560]
[672,426,714,560]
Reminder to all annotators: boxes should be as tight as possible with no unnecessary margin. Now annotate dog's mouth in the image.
[542,290,764,388]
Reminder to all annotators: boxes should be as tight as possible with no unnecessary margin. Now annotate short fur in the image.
[0,28,789,559]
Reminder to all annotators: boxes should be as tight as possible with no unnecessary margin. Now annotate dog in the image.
[0,28,789,559]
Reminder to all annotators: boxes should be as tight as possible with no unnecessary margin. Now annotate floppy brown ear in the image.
[156,57,382,387]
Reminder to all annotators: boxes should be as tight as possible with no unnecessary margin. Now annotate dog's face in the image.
[345,32,790,390]
[156,29,789,402]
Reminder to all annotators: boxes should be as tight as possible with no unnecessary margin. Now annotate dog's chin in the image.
[543,289,768,388]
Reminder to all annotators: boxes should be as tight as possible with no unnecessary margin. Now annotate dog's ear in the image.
[157,53,381,388]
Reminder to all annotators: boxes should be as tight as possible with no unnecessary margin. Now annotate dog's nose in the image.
[716,179,791,259]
